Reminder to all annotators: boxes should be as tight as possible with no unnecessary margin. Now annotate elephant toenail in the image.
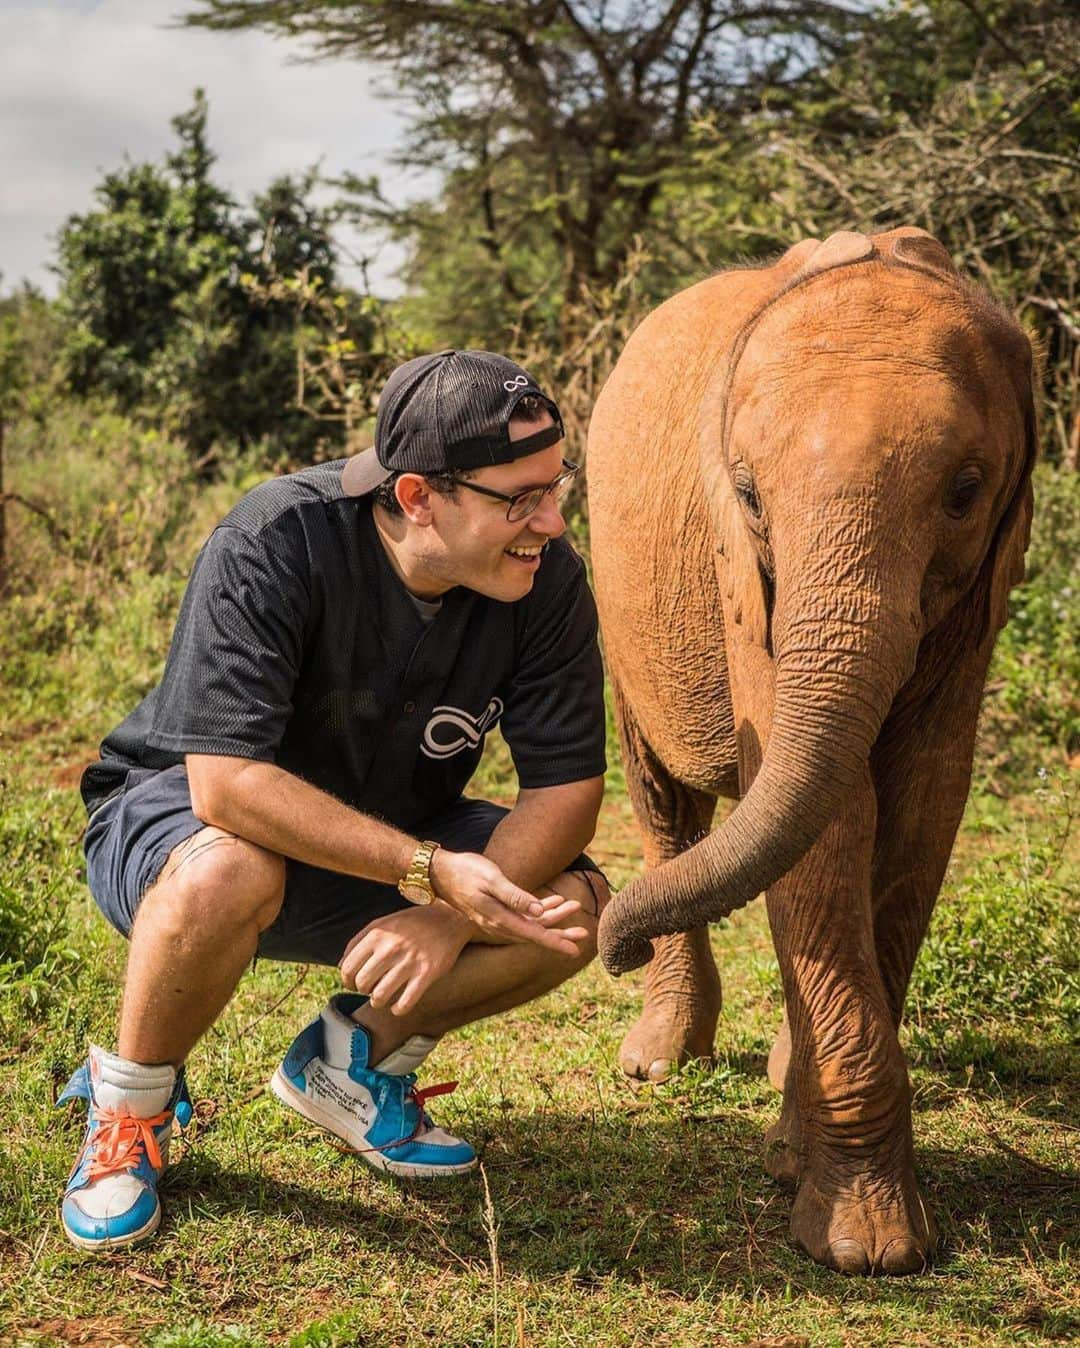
[827,1239,870,1275]
[879,1237,928,1275]
[647,1058,675,1083]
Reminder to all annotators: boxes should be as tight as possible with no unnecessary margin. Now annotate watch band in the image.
[398,840,441,905]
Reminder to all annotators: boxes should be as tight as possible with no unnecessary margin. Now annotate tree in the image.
[182,0,872,344]
[57,91,239,407]
[719,0,1080,465]
[54,91,376,458]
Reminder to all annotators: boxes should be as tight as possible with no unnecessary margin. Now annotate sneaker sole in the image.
[62,1203,161,1252]
[269,1068,478,1178]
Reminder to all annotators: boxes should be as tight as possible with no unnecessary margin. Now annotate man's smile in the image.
[504,542,546,566]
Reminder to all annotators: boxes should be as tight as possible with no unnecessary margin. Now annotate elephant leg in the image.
[766,767,935,1275]
[613,684,720,1082]
[763,1009,800,1186]
[870,656,988,1026]
[621,927,722,1082]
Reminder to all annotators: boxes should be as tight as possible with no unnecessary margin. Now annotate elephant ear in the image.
[976,426,1035,651]
[699,397,771,651]
[974,370,1037,652]
[887,228,958,279]
[792,230,874,280]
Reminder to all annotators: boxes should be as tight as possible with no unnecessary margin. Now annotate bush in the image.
[907,772,1078,1072]
[0,783,82,1032]
[977,464,1080,789]
[52,91,374,459]
[0,403,255,754]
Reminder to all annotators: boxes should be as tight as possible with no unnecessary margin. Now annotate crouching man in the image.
[62,350,608,1250]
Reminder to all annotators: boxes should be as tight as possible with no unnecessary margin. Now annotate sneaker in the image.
[270,993,478,1178]
[59,1046,192,1252]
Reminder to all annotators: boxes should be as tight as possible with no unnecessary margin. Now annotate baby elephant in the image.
[589,228,1034,1274]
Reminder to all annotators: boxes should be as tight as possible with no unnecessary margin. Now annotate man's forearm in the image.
[186,756,602,949]
[484,778,603,893]
[187,754,416,884]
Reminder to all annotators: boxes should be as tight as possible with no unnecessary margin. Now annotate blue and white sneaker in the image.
[59,1046,192,1251]
[270,994,478,1178]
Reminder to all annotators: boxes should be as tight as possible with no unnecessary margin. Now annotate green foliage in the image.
[180,0,1078,477]
[0,784,81,1032]
[183,1,868,350]
[147,1324,263,1348]
[0,404,248,770]
[53,90,373,459]
[908,773,1078,1073]
[0,285,64,423]
[978,465,1080,786]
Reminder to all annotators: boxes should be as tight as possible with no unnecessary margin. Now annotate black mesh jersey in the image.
[81,460,606,828]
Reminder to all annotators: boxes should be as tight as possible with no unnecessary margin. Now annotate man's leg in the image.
[64,814,285,1251]
[352,870,607,1066]
[270,868,608,1177]
[119,828,286,1067]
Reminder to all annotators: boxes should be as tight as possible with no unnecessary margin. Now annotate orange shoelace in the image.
[84,1104,171,1180]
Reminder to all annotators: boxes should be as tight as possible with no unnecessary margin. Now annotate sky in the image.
[0,0,431,296]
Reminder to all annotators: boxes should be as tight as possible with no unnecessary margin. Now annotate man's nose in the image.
[532,491,566,538]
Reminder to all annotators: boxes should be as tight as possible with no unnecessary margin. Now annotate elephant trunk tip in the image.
[598,914,655,975]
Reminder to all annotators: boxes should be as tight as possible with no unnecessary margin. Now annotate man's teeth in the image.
[506,545,543,558]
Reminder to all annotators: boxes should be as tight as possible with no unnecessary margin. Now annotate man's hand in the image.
[339,906,469,1015]
[429,849,589,956]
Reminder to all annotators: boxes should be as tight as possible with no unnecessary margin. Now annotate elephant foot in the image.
[618,1000,718,1082]
[619,929,721,1082]
[789,1153,938,1276]
[767,1010,791,1093]
[764,1101,802,1188]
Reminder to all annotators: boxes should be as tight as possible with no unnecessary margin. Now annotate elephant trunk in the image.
[599,566,920,975]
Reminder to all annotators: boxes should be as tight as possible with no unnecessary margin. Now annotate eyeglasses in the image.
[453,459,580,523]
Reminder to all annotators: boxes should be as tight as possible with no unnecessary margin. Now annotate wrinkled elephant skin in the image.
[588,228,1034,1274]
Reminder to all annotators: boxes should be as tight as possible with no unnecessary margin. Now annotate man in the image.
[62,350,608,1251]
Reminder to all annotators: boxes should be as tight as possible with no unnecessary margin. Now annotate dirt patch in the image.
[54,753,97,791]
[16,1317,158,1347]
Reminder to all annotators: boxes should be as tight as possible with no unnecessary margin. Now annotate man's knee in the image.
[149,828,286,933]
[540,869,610,967]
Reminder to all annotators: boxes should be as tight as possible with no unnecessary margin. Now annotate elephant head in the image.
[599,228,1036,975]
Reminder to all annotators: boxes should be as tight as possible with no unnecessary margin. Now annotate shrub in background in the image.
[0,785,82,1034]
[977,465,1080,791]
[908,773,1078,1075]
[53,90,376,461]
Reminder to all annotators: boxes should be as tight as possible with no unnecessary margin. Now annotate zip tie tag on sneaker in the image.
[412,1080,458,1111]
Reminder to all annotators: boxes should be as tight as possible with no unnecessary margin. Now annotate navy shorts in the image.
[84,764,601,967]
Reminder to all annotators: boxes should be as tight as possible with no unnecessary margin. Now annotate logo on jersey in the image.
[421,698,504,759]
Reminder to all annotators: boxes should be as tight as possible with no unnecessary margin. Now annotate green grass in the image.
[1,413,1077,1346]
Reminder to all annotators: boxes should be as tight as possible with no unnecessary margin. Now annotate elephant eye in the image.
[944,466,983,519]
[732,465,762,518]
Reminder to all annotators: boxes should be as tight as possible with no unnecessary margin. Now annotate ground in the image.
[0,738,1076,1348]
[1,426,1076,1346]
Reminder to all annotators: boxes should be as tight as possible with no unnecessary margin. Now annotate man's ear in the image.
[394,473,435,524]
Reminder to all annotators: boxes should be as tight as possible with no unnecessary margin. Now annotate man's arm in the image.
[484,777,604,893]
[186,754,586,954]
[338,775,606,1007]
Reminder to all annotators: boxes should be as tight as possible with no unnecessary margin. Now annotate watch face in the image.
[400,882,434,906]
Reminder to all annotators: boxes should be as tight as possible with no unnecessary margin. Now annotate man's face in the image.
[427,412,569,602]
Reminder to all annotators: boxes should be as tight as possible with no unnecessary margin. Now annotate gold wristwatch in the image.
[398,840,441,905]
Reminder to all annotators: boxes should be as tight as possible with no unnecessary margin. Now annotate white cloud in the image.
[0,0,434,294]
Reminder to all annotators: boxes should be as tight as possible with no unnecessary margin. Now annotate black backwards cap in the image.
[342,349,565,497]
